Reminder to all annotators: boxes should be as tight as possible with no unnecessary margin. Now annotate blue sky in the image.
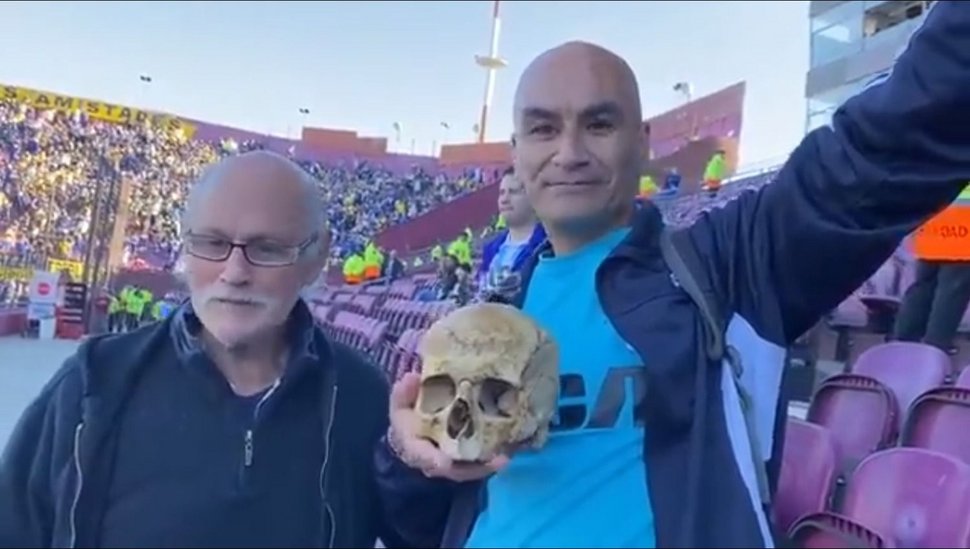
[0,0,809,166]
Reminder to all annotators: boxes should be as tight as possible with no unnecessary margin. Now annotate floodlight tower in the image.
[474,0,507,143]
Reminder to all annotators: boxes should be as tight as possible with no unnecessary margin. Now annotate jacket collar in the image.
[69,298,336,547]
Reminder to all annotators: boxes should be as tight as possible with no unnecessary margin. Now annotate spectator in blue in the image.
[377,5,970,548]
[661,167,681,197]
[477,167,545,300]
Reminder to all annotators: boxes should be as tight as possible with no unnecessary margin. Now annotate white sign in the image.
[27,302,56,321]
[29,270,60,305]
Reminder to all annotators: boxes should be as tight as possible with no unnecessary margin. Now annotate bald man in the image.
[378,3,970,548]
[0,151,407,548]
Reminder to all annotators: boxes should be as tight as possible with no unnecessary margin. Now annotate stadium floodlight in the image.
[474,0,508,144]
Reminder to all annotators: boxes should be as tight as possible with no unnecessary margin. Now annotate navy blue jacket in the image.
[375,3,970,548]
[476,224,547,281]
[0,301,403,549]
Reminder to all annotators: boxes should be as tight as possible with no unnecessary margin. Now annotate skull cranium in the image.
[415,302,559,463]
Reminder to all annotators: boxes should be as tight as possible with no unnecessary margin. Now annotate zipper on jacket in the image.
[243,429,254,467]
[319,384,338,548]
[69,422,85,549]
[239,380,281,485]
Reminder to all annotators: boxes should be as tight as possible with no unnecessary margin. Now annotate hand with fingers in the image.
[388,372,511,482]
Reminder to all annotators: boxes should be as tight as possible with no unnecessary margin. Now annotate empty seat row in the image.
[778,422,970,548]
[376,328,425,382]
[321,311,389,357]
[807,342,970,473]
[374,299,454,337]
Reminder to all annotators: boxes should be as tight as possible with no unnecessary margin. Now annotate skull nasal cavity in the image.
[447,400,474,439]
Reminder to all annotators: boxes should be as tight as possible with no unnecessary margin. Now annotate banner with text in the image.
[48,258,84,281]
[1,83,197,138]
[913,186,970,261]
[0,265,32,281]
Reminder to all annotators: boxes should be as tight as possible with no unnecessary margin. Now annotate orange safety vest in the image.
[912,185,970,261]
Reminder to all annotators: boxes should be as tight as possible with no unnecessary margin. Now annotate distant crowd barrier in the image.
[0,307,27,336]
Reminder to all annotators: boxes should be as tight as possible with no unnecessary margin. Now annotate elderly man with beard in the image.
[0,151,408,548]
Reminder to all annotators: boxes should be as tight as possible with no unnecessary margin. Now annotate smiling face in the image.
[512,42,646,250]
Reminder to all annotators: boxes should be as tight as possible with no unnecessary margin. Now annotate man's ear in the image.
[510,133,518,169]
[318,228,332,260]
[303,229,331,286]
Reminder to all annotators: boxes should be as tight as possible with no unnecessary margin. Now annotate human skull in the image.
[415,302,559,463]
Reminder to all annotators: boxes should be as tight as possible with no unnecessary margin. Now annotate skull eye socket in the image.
[478,379,517,417]
[419,375,456,414]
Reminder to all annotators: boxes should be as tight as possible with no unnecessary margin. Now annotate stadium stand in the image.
[0,100,494,276]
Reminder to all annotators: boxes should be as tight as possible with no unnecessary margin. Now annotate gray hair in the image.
[176,153,330,281]
[181,152,327,238]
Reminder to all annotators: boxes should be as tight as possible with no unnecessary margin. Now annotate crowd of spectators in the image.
[0,101,490,278]
[0,97,773,309]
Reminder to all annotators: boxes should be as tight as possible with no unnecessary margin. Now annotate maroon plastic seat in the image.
[852,342,950,423]
[789,512,896,548]
[775,419,840,535]
[850,449,970,547]
[901,386,970,465]
[792,448,970,548]
[807,375,897,471]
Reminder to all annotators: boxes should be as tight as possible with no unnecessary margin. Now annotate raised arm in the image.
[689,0,970,345]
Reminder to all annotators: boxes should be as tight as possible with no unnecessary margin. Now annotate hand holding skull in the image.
[389,303,560,480]
[390,372,510,482]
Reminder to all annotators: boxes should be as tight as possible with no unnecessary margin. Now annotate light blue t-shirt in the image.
[466,228,656,549]
[483,234,528,291]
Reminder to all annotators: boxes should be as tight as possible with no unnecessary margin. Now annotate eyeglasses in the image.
[183,232,318,267]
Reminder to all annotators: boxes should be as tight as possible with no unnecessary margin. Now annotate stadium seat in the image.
[385,328,425,381]
[851,342,950,427]
[789,512,897,548]
[829,295,870,330]
[347,294,378,316]
[791,448,970,548]
[389,280,417,300]
[827,295,870,362]
[775,419,840,535]
[900,386,970,465]
[807,375,897,471]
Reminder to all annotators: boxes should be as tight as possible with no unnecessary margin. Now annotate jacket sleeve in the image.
[688,0,970,346]
[0,358,83,549]
[374,436,462,548]
[348,345,459,549]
